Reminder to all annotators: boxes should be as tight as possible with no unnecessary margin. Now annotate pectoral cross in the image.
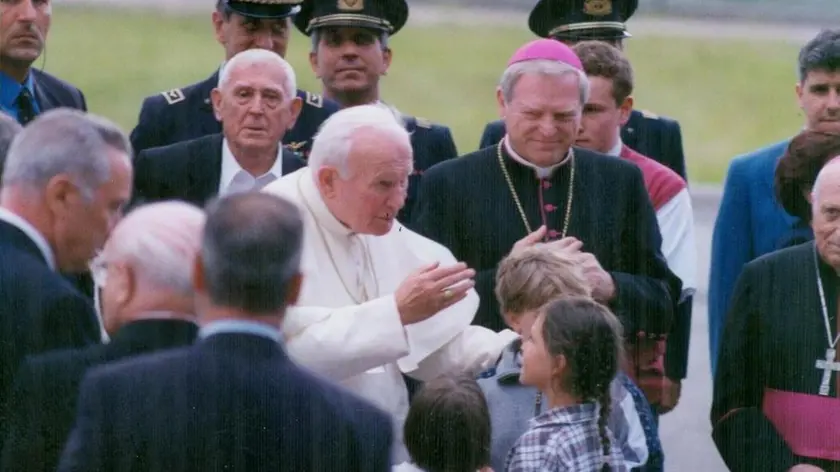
[816,348,840,396]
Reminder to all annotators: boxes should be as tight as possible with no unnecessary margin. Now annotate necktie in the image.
[16,88,36,125]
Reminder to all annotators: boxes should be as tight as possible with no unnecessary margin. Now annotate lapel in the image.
[0,219,48,267]
[183,134,224,204]
[30,70,60,111]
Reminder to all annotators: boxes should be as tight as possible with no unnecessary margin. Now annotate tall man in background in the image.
[130,0,339,158]
[709,29,840,374]
[477,0,687,180]
[0,0,87,123]
[294,0,459,223]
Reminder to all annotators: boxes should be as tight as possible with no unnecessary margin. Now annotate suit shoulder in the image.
[142,77,212,112]
[139,133,218,159]
[296,89,341,112]
[632,109,681,132]
[31,69,81,95]
[730,139,791,169]
[85,346,191,385]
[746,241,810,274]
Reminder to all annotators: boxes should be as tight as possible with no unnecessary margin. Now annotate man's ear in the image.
[316,166,340,198]
[496,87,507,120]
[618,95,634,126]
[285,272,303,305]
[210,89,223,122]
[381,47,393,76]
[193,254,206,293]
[44,174,79,217]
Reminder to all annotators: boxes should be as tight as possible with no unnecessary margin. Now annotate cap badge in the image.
[337,0,363,11]
[583,0,613,16]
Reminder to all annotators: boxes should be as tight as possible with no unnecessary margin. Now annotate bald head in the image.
[104,201,206,295]
[811,156,840,207]
[811,156,840,270]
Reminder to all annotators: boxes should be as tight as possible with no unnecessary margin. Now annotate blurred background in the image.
[50,1,840,470]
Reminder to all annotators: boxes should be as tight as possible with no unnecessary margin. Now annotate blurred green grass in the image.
[48,5,802,183]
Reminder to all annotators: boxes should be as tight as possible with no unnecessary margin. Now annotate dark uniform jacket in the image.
[129,70,340,159]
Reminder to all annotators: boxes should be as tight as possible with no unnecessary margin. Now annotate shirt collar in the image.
[297,168,354,238]
[219,138,284,195]
[607,137,624,157]
[0,207,56,270]
[198,319,283,343]
[531,402,599,428]
[503,135,569,179]
[0,71,35,111]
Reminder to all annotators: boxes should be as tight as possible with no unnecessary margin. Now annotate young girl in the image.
[506,297,627,472]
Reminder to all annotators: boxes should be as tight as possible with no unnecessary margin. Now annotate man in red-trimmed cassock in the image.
[412,40,679,351]
[712,157,840,472]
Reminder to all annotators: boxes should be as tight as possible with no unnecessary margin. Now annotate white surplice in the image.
[263,168,517,462]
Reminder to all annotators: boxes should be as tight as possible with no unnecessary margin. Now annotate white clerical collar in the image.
[298,168,354,238]
[0,207,56,270]
[607,137,624,157]
[503,135,569,179]
[219,138,284,195]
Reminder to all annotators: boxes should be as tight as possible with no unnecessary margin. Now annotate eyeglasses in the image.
[88,253,108,288]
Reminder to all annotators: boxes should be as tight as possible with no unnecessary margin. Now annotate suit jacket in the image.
[31,69,87,113]
[132,133,306,208]
[401,115,458,224]
[129,70,339,158]
[708,138,808,375]
[0,220,99,451]
[57,332,394,472]
[1,319,198,472]
[477,109,688,180]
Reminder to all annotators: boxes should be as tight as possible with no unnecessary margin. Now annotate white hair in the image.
[2,109,132,201]
[499,59,590,105]
[106,201,205,296]
[308,104,412,178]
[218,49,297,100]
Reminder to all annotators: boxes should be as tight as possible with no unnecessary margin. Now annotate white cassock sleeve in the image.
[656,188,697,302]
[404,327,518,382]
[283,295,411,382]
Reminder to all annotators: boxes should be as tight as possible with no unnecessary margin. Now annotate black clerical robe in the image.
[412,142,679,337]
[712,241,840,472]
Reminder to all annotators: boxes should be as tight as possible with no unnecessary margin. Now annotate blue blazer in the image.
[57,333,394,472]
[708,138,812,374]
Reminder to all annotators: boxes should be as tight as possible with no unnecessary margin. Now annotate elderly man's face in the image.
[498,72,583,167]
[813,164,840,269]
[213,12,291,60]
[0,0,51,68]
[319,130,411,235]
[309,27,391,99]
[53,149,132,273]
[798,69,840,134]
[211,60,302,153]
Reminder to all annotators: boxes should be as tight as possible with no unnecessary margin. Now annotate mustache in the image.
[9,23,44,41]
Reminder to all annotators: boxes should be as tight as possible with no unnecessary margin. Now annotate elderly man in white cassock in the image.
[262,104,517,462]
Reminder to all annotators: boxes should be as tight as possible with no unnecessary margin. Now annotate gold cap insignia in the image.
[337,0,363,11]
[583,0,613,16]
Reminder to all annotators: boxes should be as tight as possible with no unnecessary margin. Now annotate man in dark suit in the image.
[57,192,394,472]
[1,201,204,472]
[477,0,688,180]
[295,0,459,223]
[133,49,306,207]
[0,109,133,451]
[130,0,339,159]
[0,0,86,123]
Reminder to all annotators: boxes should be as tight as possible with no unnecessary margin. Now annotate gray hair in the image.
[2,109,132,201]
[499,59,590,105]
[201,192,303,315]
[0,113,22,184]
[307,104,412,179]
[218,49,297,100]
[310,29,389,52]
[106,201,205,296]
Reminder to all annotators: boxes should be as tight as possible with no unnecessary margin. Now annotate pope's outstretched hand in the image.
[395,262,475,325]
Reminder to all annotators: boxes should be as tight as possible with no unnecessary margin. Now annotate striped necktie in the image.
[16,88,36,125]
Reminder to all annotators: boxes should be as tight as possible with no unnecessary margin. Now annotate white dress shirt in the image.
[218,139,285,196]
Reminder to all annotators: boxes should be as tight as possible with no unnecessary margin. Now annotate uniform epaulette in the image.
[305,91,323,108]
[639,109,659,120]
[415,117,432,129]
[160,88,185,105]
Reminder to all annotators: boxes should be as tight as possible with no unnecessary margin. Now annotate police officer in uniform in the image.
[478,0,688,181]
[294,0,459,223]
[130,0,338,159]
